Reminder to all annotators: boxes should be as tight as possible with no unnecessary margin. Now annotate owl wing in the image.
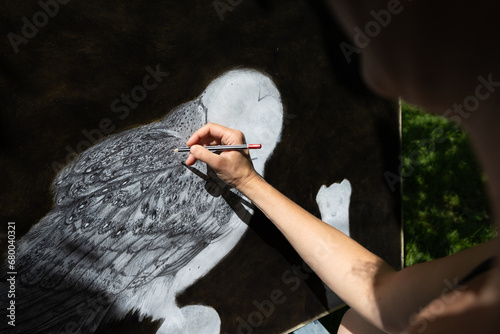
[1,120,246,332]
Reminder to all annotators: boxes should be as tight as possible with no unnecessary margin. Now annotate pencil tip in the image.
[173,148,178,152]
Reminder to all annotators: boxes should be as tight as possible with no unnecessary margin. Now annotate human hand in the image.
[185,123,259,190]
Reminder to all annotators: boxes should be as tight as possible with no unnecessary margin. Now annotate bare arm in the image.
[186,123,496,333]
[237,169,496,332]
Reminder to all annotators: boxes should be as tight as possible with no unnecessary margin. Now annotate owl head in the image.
[200,68,284,175]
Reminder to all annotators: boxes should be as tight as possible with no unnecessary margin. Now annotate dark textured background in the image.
[0,0,401,332]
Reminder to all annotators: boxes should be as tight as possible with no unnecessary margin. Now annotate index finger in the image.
[186,122,243,146]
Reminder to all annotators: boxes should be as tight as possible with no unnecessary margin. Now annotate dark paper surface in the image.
[0,1,401,333]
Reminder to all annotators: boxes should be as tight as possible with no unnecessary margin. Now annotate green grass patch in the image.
[402,101,496,266]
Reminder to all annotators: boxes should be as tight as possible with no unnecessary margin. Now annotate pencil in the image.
[174,144,261,153]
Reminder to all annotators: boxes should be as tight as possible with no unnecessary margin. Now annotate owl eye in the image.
[56,195,66,205]
[85,165,96,173]
[78,200,89,211]
[70,182,87,197]
[81,218,93,230]
[141,203,149,214]
[66,214,78,225]
[112,227,126,238]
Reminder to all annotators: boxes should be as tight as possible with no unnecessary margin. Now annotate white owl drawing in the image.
[0,68,284,333]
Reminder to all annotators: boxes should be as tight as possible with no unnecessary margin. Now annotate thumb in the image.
[190,145,221,169]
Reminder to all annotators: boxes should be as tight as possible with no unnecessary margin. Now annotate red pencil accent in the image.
[174,144,262,153]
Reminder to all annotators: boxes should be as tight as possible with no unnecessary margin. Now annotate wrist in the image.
[237,172,266,197]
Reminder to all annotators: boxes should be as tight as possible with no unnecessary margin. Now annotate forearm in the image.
[239,175,497,332]
[186,123,497,332]
[239,174,395,329]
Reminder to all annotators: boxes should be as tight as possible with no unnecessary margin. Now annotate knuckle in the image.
[234,129,245,141]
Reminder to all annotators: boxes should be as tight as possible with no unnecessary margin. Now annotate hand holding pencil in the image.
[174,143,261,153]
[185,123,260,190]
